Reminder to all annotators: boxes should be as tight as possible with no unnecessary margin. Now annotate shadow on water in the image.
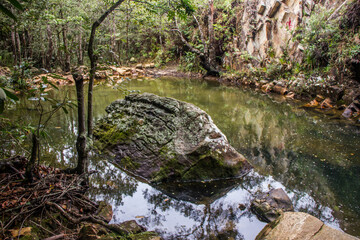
[2,77,360,239]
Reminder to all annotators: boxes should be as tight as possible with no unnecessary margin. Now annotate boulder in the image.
[256,212,359,240]
[251,188,294,222]
[342,95,360,118]
[94,93,251,183]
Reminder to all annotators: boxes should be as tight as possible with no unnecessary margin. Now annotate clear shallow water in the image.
[2,77,360,239]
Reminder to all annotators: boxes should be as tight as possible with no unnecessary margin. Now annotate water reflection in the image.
[2,77,360,238]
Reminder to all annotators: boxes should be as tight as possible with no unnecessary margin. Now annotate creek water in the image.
[3,77,360,239]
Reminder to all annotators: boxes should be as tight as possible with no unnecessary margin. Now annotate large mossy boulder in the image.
[94,93,251,183]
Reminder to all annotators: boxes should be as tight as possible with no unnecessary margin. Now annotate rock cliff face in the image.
[94,93,251,183]
[225,0,344,70]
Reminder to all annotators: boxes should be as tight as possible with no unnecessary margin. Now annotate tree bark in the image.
[60,9,71,72]
[73,72,88,174]
[46,25,53,70]
[25,133,39,180]
[56,31,63,69]
[208,0,216,68]
[16,30,22,63]
[87,0,125,138]
[25,30,33,59]
[11,25,17,65]
[78,29,83,65]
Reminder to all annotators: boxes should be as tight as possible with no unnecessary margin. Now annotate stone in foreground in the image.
[256,212,359,240]
[94,93,251,183]
[251,188,294,222]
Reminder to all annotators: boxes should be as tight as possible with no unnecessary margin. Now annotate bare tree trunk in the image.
[16,30,22,63]
[87,0,125,138]
[11,26,17,65]
[208,0,216,68]
[73,72,88,174]
[25,132,39,181]
[78,29,83,65]
[22,33,27,59]
[60,9,71,72]
[56,31,63,69]
[26,31,33,59]
[125,2,130,61]
[46,25,53,70]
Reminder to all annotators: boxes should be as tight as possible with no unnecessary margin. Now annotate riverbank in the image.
[2,63,359,125]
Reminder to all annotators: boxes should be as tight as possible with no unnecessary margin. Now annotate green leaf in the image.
[0,3,17,20]
[3,88,19,101]
[42,76,49,83]
[48,81,59,90]
[8,0,24,11]
[61,106,68,114]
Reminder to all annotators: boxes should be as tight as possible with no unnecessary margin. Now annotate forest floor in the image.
[0,156,161,240]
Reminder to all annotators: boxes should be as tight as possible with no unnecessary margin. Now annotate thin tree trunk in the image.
[16,30,22,63]
[25,133,39,180]
[22,33,27,59]
[87,0,125,138]
[125,2,130,61]
[56,31,63,69]
[78,29,83,65]
[26,31,33,59]
[73,72,88,174]
[208,0,216,68]
[46,25,53,70]
[60,9,71,72]
[11,26,17,65]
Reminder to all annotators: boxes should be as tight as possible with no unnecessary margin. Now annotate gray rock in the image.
[94,93,251,183]
[251,188,294,222]
[256,212,359,240]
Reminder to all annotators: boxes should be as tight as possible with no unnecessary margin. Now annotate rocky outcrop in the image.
[251,188,294,222]
[225,0,344,70]
[256,212,359,240]
[94,93,251,183]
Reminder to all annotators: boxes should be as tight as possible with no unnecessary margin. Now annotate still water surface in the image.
[3,77,360,239]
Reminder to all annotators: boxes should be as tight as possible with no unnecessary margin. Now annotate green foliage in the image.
[0,0,24,20]
[179,51,202,72]
[11,61,32,89]
[296,5,360,79]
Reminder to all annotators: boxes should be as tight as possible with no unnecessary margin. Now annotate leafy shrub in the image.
[179,51,203,72]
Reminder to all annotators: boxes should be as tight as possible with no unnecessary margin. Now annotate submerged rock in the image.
[256,212,359,240]
[251,188,294,222]
[94,93,251,183]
